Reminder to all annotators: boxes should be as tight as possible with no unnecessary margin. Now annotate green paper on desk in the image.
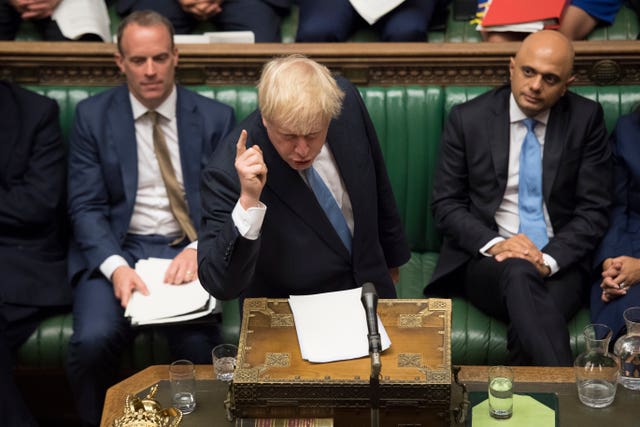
[468,392,558,426]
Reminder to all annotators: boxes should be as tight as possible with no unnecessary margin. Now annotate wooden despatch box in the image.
[230,297,452,426]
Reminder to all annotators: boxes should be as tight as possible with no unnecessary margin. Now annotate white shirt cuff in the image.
[100,255,129,281]
[232,200,266,240]
[480,237,505,256]
[186,240,198,251]
[542,253,559,276]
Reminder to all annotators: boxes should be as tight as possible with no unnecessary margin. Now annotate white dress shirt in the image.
[480,94,558,275]
[100,87,197,280]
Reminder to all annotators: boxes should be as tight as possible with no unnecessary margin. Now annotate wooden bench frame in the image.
[2,40,640,87]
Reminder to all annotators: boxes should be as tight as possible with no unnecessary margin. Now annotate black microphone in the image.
[361,282,382,377]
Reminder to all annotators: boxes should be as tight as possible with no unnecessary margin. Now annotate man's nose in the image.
[294,139,309,156]
[144,59,156,76]
[530,75,543,91]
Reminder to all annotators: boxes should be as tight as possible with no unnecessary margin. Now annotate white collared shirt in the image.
[480,94,558,274]
[100,86,197,280]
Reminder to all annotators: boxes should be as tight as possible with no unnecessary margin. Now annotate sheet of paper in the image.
[349,0,406,25]
[289,287,391,363]
[124,258,216,325]
[204,31,255,43]
[52,0,111,41]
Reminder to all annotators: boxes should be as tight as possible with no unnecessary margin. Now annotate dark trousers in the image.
[119,0,289,42]
[66,234,221,427]
[1,303,63,427]
[295,0,438,42]
[462,256,586,366]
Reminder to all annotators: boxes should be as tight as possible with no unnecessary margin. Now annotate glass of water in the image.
[488,365,514,419]
[212,343,238,381]
[169,359,196,414]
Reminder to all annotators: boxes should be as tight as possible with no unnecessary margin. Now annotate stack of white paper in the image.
[288,287,391,363]
[125,258,216,326]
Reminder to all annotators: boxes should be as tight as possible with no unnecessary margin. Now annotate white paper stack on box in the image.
[288,287,391,363]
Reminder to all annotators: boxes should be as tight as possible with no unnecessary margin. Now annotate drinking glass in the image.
[169,359,196,414]
[488,365,513,419]
[212,344,238,381]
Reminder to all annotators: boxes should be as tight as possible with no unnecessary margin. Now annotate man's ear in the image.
[114,52,125,73]
[509,57,516,79]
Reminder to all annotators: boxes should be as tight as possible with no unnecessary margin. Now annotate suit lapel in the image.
[110,86,138,210]
[489,90,511,193]
[175,87,202,220]
[259,117,350,258]
[542,99,568,200]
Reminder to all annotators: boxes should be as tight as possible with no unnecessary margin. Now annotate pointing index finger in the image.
[236,129,248,159]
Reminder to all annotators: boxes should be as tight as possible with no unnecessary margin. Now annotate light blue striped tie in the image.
[304,166,352,253]
[518,118,549,249]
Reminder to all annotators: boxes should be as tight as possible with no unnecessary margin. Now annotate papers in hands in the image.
[288,287,391,363]
[125,258,216,326]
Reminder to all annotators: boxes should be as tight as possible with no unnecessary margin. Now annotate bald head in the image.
[517,30,575,76]
[509,30,576,117]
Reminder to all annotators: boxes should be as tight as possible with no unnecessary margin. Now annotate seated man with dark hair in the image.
[66,10,235,426]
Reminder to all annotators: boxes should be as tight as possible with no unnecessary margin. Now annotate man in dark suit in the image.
[198,55,410,303]
[66,11,234,426]
[0,80,69,427]
[116,0,292,42]
[427,30,611,366]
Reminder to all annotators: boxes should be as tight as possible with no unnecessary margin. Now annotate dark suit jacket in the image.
[198,77,410,301]
[0,81,70,306]
[591,111,640,333]
[68,84,235,281]
[429,85,611,290]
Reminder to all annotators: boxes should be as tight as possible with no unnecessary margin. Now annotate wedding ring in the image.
[620,282,627,290]
[186,270,193,276]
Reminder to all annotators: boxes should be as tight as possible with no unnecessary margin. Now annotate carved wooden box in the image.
[230,298,452,427]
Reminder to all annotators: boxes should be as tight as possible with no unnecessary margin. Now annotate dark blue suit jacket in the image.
[429,85,612,292]
[591,112,640,334]
[198,77,410,301]
[0,81,69,306]
[68,84,235,281]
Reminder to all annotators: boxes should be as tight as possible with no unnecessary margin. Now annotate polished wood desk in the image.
[101,365,640,427]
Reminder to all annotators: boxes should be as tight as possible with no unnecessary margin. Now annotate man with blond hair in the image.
[198,55,410,302]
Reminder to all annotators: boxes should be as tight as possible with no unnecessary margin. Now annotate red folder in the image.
[481,0,569,28]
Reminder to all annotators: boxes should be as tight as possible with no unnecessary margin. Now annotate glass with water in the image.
[488,366,513,419]
[169,359,196,414]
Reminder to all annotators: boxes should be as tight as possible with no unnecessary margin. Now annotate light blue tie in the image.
[304,166,352,253]
[518,118,549,249]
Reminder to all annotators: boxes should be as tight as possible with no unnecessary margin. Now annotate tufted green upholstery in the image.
[17,83,637,371]
[13,4,640,42]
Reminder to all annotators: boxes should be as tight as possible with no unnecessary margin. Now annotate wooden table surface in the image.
[101,365,638,427]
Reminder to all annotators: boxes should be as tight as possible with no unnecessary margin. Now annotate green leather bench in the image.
[13,3,640,42]
[18,83,640,375]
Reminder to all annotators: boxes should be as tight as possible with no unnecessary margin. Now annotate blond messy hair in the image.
[258,54,345,134]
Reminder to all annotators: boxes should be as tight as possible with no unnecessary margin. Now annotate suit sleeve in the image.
[68,104,126,273]
[593,120,632,266]
[0,98,66,229]
[432,105,503,254]
[347,81,410,268]
[198,130,261,300]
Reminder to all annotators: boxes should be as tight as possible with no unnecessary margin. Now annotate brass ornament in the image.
[112,384,183,427]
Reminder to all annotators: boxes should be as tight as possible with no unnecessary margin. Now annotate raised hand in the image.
[235,130,267,210]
